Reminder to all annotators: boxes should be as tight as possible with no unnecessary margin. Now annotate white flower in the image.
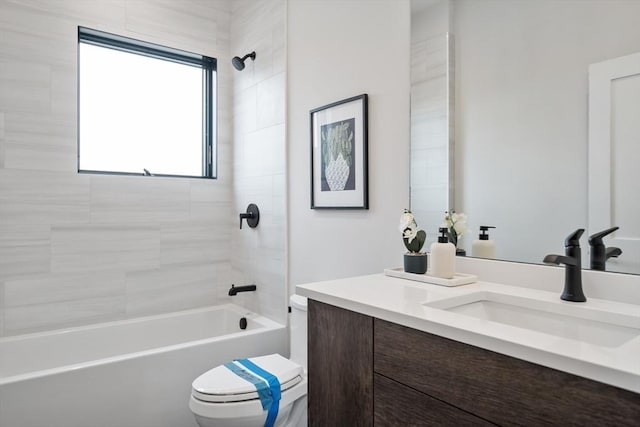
[444,210,467,237]
[400,209,426,253]
[454,222,466,236]
[444,212,452,223]
[399,211,416,233]
[453,213,467,236]
[403,226,418,243]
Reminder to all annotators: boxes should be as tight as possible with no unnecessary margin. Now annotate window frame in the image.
[77,27,217,179]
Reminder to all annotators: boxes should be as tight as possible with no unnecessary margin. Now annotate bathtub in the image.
[0,304,288,427]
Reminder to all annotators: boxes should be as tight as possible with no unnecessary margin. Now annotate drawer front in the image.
[375,373,495,426]
[374,319,640,426]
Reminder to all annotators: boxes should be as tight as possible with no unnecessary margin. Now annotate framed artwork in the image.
[310,94,368,209]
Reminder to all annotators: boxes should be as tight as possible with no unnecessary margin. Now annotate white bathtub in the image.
[0,304,288,427]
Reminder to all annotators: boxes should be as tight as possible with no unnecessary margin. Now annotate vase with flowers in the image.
[399,209,427,273]
[444,210,467,256]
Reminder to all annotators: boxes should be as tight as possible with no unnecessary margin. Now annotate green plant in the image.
[399,209,426,253]
[444,210,467,247]
[321,120,354,168]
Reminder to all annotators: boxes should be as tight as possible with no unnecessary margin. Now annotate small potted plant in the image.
[399,209,427,274]
[444,210,467,256]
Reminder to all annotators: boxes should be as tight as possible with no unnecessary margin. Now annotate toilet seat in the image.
[193,376,303,403]
[191,354,303,404]
[189,354,308,422]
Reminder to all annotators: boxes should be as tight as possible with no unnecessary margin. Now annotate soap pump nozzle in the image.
[478,225,496,240]
[438,227,449,243]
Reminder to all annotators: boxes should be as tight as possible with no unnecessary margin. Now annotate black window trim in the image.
[78,26,217,179]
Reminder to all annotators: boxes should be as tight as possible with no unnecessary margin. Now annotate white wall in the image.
[287,0,411,287]
[0,0,236,336]
[453,0,640,262]
[230,0,287,324]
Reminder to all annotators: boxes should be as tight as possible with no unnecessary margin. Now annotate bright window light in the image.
[78,28,216,178]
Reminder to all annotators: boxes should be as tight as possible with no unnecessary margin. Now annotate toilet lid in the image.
[192,354,303,403]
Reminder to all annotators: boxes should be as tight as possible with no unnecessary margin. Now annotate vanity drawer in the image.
[374,373,495,426]
[374,319,640,426]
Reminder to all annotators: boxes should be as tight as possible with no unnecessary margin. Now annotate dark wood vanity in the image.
[308,300,640,426]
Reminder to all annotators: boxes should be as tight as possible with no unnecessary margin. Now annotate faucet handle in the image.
[564,228,584,247]
[239,204,260,229]
[588,226,619,246]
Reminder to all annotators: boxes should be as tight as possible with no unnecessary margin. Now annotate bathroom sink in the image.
[424,291,640,348]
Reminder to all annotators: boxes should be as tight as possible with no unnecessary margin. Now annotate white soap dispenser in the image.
[430,227,456,279]
[472,226,496,259]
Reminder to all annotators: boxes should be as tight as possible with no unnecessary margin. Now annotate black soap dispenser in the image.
[471,226,496,259]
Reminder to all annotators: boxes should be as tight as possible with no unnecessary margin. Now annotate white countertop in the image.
[296,273,640,394]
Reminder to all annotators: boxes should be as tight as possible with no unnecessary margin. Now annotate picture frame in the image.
[310,94,369,209]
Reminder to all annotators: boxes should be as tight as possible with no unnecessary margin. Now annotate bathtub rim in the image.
[0,304,285,386]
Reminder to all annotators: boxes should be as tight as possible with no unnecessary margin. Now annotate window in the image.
[78,27,216,178]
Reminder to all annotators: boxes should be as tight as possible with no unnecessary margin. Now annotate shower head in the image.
[232,51,256,71]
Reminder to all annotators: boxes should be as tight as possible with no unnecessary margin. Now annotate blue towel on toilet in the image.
[224,358,282,427]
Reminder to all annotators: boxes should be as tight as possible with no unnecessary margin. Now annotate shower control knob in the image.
[239,204,260,229]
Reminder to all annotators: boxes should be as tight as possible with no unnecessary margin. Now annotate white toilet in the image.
[189,295,308,427]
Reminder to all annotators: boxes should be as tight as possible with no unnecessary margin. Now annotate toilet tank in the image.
[289,294,308,371]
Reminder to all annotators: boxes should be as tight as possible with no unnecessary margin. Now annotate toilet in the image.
[189,295,308,427]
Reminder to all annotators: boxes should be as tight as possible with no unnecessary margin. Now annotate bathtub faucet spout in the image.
[228,284,257,296]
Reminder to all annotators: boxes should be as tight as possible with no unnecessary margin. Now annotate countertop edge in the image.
[297,280,640,394]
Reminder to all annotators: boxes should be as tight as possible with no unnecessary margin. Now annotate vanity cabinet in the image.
[308,300,640,426]
[308,299,373,426]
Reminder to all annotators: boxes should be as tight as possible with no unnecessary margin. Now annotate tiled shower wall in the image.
[0,0,240,336]
[410,1,453,246]
[229,0,286,325]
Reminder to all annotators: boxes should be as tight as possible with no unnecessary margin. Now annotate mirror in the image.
[410,0,640,275]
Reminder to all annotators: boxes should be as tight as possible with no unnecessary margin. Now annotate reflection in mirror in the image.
[410,0,640,275]
[410,0,453,249]
[588,52,640,274]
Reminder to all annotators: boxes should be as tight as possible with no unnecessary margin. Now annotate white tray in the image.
[384,267,477,287]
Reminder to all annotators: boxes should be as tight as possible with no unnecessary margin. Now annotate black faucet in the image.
[588,226,622,271]
[228,284,257,296]
[543,229,586,302]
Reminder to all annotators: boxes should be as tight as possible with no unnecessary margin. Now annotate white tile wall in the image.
[50,65,77,117]
[3,270,126,334]
[160,221,230,266]
[0,0,239,336]
[410,31,453,244]
[5,294,126,335]
[125,0,229,55]
[230,0,287,325]
[0,169,91,225]
[256,73,285,129]
[125,262,218,317]
[233,85,258,134]
[0,0,287,336]
[0,112,5,168]
[0,60,51,113]
[51,224,161,273]
[89,176,191,224]
[0,223,51,281]
[0,284,4,335]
